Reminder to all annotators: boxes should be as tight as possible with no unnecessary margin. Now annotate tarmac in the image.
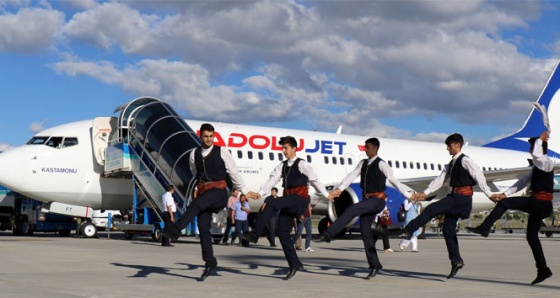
[0,230,559,297]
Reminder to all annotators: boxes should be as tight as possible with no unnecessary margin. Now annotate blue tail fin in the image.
[483,60,560,158]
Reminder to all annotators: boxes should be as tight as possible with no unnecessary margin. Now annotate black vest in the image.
[282,158,309,188]
[449,154,476,187]
[360,158,387,193]
[194,145,227,182]
[531,166,554,193]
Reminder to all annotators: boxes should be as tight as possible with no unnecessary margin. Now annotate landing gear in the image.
[152,224,162,242]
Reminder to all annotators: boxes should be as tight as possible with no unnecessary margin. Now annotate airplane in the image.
[0,59,559,238]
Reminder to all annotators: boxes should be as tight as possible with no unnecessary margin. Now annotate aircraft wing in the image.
[400,165,560,196]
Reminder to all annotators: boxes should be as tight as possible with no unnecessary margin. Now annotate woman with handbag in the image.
[399,200,421,252]
[375,202,393,253]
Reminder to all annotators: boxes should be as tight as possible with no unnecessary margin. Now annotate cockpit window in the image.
[27,136,49,145]
[46,137,64,148]
[62,138,78,148]
[26,136,78,148]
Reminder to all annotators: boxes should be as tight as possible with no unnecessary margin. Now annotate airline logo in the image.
[200,131,348,154]
[41,167,78,174]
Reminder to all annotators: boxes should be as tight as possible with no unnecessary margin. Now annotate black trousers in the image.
[162,212,172,246]
[174,188,228,266]
[266,216,278,246]
[255,194,308,269]
[480,196,552,271]
[406,193,472,263]
[325,197,386,269]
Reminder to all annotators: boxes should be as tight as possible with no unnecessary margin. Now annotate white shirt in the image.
[423,152,493,198]
[161,191,176,212]
[337,156,414,199]
[503,139,554,197]
[258,156,330,198]
[189,145,249,194]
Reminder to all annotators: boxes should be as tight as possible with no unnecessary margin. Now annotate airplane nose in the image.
[0,148,26,191]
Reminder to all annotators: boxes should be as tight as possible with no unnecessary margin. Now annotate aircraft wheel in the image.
[80,222,98,238]
[152,225,162,242]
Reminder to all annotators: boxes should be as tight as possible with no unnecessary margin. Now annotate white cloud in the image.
[30,119,48,133]
[0,7,64,53]
[0,142,13,152]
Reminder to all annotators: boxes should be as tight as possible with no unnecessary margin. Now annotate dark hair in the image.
[279,136,297,149]
[167,185,174,191]
[529,137,548,154]
[271,187,278,192]
[445,133,464,147]
[365,137,380,149]
[200,123,215,133]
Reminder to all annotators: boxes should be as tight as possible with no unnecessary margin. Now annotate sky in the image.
[1,0,560,151]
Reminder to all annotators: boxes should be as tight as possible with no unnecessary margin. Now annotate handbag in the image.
[371,221,388,236]
[380,215,392,226]
[397,205,406,222]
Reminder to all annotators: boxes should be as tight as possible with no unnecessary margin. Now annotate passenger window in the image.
[416,162,421,169]
[403,161,407,169]
[423,163,427,170]
[332,157,337,165]
[430,163,434,170]
[258,152,263,160]
[324,156,329,164]
[62,138,78,148]
[395,161,400,168]
[348,158,353,165]
[248,151,253,160]
[388,160,393,167]
[307,155,312,163]
[278,153,283,161]
[438,164,442,171]
[269,152,275,161]
[340,157,344,165]
[237,150,243,159]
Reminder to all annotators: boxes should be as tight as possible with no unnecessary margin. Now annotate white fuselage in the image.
[0,119,532,213]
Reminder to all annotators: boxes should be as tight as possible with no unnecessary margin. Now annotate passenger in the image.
[260,187,280,247]
[292,201,313,253]
[375,202,393,253]
[231,194,251,247]
[399,200,421,252]
[468,131,554,285]
[403,133,493,279]
[162,123,249,281]
[222,188,240,245]
[243,136,330,280]
[314,137,414,279]
[161,185,176,247]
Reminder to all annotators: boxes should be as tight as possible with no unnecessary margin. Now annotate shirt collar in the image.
[366,155,378,165]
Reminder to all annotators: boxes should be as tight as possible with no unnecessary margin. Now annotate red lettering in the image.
[358,145,365,151]
[297,139,305,151]
[249,135,270,150]
[271,136,282,151]
[228,133,247,148]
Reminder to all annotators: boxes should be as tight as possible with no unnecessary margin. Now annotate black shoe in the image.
[447,261,464,279]
[531,268,553,285]
[365,266,382,280]
[200,263,217,281]
[240,231,259,244]
[466,226,489,237]
[283,264,304,280]
[161,244,175,247]
[312,234,331,243]
[161,225,180,239]
[270,244,277,247]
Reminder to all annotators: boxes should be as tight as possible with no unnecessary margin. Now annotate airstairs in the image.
[103,97,225,241]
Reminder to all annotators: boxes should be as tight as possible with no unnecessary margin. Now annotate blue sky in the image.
[1,0,559,151]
